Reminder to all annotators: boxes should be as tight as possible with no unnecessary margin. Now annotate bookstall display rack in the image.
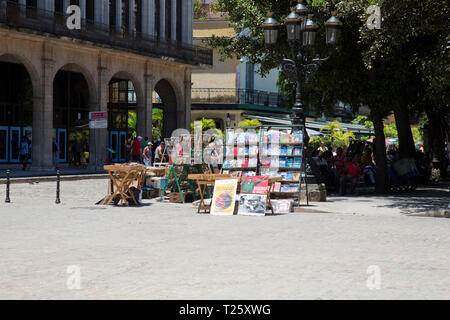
[222,125,309,206]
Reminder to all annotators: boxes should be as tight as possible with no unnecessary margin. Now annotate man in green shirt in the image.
[141,137,150,154]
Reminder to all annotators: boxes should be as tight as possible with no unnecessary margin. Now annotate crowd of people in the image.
[311,141,381,195]
[123,136,169,167]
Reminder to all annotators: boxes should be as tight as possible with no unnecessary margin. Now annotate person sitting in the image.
[333,147,346,188]
[361,148,376,185]
[340,155,363,195]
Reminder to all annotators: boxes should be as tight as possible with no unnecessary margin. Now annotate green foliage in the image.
[238,119,262,127]
[351,116,374,129]
[128,111,137,139]
[190,118,225,140]
[194,0,209,20]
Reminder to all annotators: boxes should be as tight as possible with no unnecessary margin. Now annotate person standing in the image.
[141,137,150,155]
[143,143,153,167]
[131,136,143,163]
[154,141,165,164]
[19,135,31,171]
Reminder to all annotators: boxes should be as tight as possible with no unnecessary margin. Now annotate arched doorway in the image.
[0,55,34,165]
[53,66,92,167]
[153,79,178,139]
[107,75,140,163]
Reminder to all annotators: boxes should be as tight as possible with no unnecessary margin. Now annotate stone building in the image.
[0,0,212,170]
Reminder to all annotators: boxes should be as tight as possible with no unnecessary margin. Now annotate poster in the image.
[271,200,293,214]
[211,179,238,216]
[238,194,267,216]
[241,176,269,194]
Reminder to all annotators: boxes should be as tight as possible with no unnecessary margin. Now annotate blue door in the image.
[23,127,32,163]
[110,131,119,162]
[119,132,127,162]
[0,126,8,163]
[10,127,21,163]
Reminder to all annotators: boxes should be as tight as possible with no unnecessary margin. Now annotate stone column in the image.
[183,69,192,129]
[159,0,165,40]
[115,0,122,32]
[129,0,135,35]
[63,0,70,14]
[88,55,109,171]
[45,0,55,12]
[187,0,193,44]
[144,70,154,141]
[103,0,110,25]
[141,0,155,36]
[171,0,176,41]
[79,0,86,19]
[18,0,25,17]
[31,56,54,171]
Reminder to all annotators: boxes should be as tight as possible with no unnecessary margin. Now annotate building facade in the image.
[0,0,212,170]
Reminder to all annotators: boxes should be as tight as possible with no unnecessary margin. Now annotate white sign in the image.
[89,120,108,129]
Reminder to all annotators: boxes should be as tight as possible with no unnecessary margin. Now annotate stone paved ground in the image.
[0,179,449,300]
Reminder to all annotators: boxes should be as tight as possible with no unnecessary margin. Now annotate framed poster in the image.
[271,200,293,214]
[211,179,238,216]
[238,194,267,216]
[241,176,269,194]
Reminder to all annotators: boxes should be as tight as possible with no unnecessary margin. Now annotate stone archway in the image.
[153,78,180,139]
[106,72,144,163]
[52,64,96,166]
[0,53,39,165]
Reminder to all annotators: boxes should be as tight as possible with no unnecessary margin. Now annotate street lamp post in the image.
[262,1,343,127]
[262,1,342,206]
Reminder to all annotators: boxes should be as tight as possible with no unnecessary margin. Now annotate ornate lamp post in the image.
[261,1,343,127]
[262,1,342,206]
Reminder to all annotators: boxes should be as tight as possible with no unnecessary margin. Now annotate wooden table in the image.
[187,174,283,214]
[101,164,147,206]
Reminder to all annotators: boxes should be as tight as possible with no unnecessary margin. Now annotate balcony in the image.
[0,1,213,66]
[191,88,290,108]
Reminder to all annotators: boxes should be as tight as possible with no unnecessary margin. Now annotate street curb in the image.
[0,174,109,185]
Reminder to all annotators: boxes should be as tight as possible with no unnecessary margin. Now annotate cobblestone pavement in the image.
[0,179,449,300]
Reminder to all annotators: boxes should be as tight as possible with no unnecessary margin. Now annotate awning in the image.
[246,115,373,135]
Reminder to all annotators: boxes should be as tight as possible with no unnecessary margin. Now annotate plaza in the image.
[0,178,449,299]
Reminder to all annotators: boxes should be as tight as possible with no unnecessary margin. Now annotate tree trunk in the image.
[372,110,388,194]
[425,109,449,179]
[393,102,416,159]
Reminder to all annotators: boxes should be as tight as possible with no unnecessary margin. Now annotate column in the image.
[63,0,70,14]
[18,0,25,17]
[88,56,108,171]
[171,0,176,41]
[188,0,193,44]
[159,0,165,40]
[143,69,154,141]
[79,0,86,19]
[141,0,155,36]
[129,0,135,35]
[183,69,192,129]
[103,0,109,25]
[115,0,122,32]
[32,57,54,171]
[45,0,55,12]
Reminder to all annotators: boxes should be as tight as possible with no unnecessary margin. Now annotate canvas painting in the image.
[241,176,269,194]
[238,194,267,216]
[210,179,238,216]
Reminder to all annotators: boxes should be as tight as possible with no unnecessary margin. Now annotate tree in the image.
[238,119,262,127]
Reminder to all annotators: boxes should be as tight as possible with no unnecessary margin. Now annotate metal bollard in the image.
[5,170,11,203]
[55,170,61,204]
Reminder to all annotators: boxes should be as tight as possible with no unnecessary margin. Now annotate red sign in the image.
[89,112,107,121]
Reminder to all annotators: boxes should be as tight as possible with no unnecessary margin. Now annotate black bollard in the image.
[5,170,11,203]
[55,170,61,204]
[110,178,114,195]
